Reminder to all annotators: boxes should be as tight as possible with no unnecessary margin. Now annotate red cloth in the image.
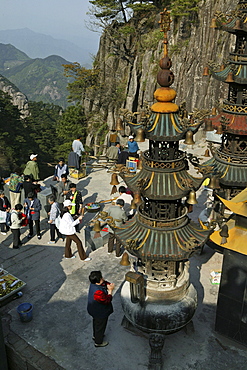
[93,281,112,305]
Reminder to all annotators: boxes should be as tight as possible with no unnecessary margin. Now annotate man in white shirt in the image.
[72,135,85,167]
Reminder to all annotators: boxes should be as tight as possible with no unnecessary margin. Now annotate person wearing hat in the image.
[127,135,139,158]
[59,199,91,261]
[23,154,40,181]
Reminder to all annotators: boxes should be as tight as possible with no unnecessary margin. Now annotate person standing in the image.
[106,143,121,162]
[0,190,11,235]
[66,183,83,232]
[10,204,25,249]
[87,271,115,347]
[72,135,85,168]
[24,192,42,239]
[127,135,139,158]
[58,200,91,261]
[47,195,62,244]
[23,154,40,181]
[107,199,127,257]
[9,167,23,207]
[55,174,71,211]
[54,158,69,181]
[23,175,39,198]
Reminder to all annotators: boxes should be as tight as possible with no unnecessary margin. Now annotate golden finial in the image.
[159,8,171,57]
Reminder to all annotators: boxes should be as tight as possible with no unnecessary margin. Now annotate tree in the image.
[63,62,100,102]
[56,103,87,158]
[88,0,168,29]
[0,91,27,169]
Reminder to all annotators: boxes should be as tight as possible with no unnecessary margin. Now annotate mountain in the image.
[0,44,71,108]
[0,43,30,71]
[0,28,92,67]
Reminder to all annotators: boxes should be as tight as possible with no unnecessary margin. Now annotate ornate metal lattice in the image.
[235,35,247,54]
[149,140,180,161]
[142,198,182,220]
[221,134,247,157]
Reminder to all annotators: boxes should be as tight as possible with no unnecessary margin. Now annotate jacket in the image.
[0,196,11,211]
[23,160,40,181]
[87,281,113,319]
[55,180,72,204]
[59,212,80,235]
[49,202,60,224]
[24,197,41,220]
[9,173,23,193]
[66,190,83,215]
[10,210,22,229]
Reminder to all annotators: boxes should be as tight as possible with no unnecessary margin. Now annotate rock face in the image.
[0,74,28,117]
[83,0,236,130]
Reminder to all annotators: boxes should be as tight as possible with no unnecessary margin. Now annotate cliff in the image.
[83,0,237,136]
[0,74,28,117]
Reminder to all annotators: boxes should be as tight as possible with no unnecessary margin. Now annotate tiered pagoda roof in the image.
[116,9,211,261]
[203,0,247,192]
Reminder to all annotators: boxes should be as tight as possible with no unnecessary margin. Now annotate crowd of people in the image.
[0,134,140,347]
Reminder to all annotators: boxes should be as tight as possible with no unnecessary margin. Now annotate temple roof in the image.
[116,212,211,261]
[210,224,247,256]
[129,112,200,142]
[211,64,247,84]
[210,112,247,134]
[121,151,203,199]
[203,156,247,186]
[217,195,247,217]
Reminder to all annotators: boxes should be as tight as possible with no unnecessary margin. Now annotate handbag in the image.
[54,205,61,229]
[55,216,61,229]
[0,210,6,223]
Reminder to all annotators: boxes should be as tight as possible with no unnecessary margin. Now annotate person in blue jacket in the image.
[87,271,115,347]
[127,135,139,158]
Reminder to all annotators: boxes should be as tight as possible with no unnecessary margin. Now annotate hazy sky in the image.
[0,0,100,51]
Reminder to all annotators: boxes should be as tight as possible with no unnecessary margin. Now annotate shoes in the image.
[13,246,20,249]
[37,235,41,240]
[107,252,112,255]
[28,234,33,238]
[59,238,64,241]
[115,255,122,258]
[1,232,7,235]
[47,241,55,244]
[65,255,76,259]
[95,341,109,348]
[83,257,91,262]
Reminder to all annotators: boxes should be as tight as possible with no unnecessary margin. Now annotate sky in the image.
[0,0,100,57]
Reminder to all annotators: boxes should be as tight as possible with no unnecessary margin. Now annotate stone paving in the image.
[1,139,247,369]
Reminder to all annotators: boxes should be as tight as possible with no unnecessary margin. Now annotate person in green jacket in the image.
[23,154,40,181]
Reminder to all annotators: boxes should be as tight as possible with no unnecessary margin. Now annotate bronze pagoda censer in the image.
[116,9,211,369]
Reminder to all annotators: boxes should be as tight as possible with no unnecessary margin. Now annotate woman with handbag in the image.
[47,195,63,244]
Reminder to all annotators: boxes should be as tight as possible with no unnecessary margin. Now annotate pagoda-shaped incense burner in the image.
[116,9,212,368]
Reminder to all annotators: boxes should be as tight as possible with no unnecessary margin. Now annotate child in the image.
[47,195,62,244]
[0,190,11,235]
[10,204,25,249]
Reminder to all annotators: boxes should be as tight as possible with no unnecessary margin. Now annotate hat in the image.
[128,135,134,139]
[63,199,72,207]
[30,154,38,160]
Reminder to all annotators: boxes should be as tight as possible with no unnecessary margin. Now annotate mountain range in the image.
[0,28,93,67]
[0,43,72,108]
